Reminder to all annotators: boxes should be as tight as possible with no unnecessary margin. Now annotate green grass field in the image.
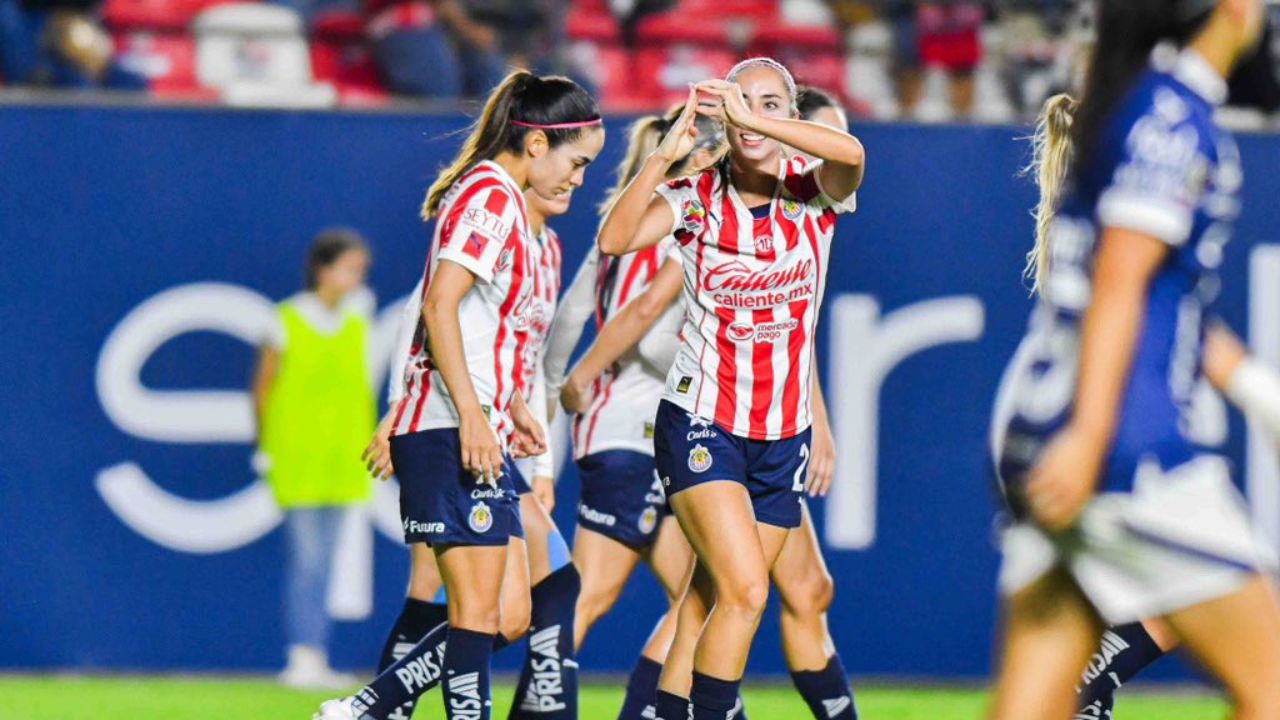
[0,676,1228,719]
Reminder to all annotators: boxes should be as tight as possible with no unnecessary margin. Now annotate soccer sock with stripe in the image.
[378,597,449,672]
[508,564,581,719]
[655,690,691,720]
[1077,622,1165,717]
[617,656,663,720]
[690,671,741,720]
[790,654,857,719]
[441,628,496,720]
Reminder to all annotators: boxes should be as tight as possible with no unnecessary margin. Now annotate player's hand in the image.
[508,396,547,459]
[652,86,701,165]
[1025,424,1105,532]
[459,405,504,487]
[560,369,594,415]
[693,80,754,130]
[807,416,836,498]
[532,475,556,513]
[363,410,396,481]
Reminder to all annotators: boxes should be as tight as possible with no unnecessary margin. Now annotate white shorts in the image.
[999,455,1277,625]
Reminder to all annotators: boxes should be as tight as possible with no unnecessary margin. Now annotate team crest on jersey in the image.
[680,199,706,235]
[754,235,773,254]
[469,501,494,533]
[688,444,713,473]
[781,198,803,221]
[638,506,658,535]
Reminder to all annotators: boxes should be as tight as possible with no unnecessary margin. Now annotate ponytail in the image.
[1072,0,1215,175]
[1024,94,1077,296]
[423,71,601,219]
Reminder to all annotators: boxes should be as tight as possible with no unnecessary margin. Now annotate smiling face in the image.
[526,126,606,207]
[726,65,795,164]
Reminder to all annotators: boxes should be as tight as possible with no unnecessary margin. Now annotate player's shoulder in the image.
[443,162,521,218]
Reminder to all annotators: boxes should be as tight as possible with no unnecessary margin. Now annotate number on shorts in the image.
[792,444,811,492]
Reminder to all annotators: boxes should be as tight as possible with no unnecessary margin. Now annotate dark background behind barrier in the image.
[2,105,1277,680]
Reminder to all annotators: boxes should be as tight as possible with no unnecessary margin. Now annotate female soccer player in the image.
[315,69,604,720]
[988,2,1280,719]
[595,58,865,720]
[541,106,725,720]
[1014,92,1280,720]
[357,186,579,720]
[559,84,858,720]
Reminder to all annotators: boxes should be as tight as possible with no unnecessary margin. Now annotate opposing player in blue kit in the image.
[988,2,1280,719]
[313,70,604,720]
[1013,91,1280,720]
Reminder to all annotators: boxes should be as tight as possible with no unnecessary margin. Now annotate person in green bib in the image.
[252,228,375,690]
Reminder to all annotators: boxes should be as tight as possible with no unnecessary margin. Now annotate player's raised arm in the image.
[694,78,865,199]
[597,89,700,256]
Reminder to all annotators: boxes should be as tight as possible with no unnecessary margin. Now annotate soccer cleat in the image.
[312,696,361,720]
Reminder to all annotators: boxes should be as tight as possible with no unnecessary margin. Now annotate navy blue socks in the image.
[1077,622,1165,718]
[355,620,449,720]
[617,656,663,720]
[690,672,740,720]
[508,565,581,719]
[442,627,496,720]
[378,597,449,672]
[655,690,691,720]
[791,654,856,719]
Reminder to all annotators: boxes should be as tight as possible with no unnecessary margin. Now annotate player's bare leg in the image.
[772,504,836,671]
[988,566,1102,720]
[1164,576,1280,720]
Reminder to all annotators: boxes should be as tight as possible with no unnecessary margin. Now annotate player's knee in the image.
[717,572,770,619]
[453,602,502,635]
[576,582,622,627]
[782,568,834,617]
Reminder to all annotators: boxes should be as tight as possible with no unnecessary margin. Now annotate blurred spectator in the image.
[252,228,375,690]
[0,0,145,88]
[365,0,503,99]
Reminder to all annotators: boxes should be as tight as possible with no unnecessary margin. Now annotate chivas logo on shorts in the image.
[688,444,713,473]
[469,501,494,533]
[638,506,658,535]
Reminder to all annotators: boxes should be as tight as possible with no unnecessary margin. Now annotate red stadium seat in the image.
[588,42,664,112]
[309,9,389,106]
[565,2,618,43]
[103,0,234,32]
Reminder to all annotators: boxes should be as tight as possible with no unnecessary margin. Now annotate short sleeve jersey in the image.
[392,160,537,440]
[998,49,1242,493]
[655,156,857,440]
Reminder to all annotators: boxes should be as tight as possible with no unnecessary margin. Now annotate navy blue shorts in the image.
[576,449,669,549]
[653,399,808,529]
[509,462,532,495]
[391,428,523,547]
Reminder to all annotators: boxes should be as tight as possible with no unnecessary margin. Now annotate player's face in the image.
[527,185,573,222]
[528,126,605,208]
[728,66,793,163]
[319,248,369,297]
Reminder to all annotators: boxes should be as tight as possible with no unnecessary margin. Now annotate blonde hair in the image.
[598,105,727,216]
[1024,93,1077,296]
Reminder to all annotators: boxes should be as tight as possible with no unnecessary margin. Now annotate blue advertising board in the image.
[2,104,1279,680]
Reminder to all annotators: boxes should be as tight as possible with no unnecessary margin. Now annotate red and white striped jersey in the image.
[518,225,562,395]
[391,160,536,440]
[656,157,856,440]
[565,236,678,459]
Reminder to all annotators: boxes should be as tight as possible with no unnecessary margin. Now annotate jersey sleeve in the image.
[262,310,287,350]
[436,185,521,282]
[528,361,556,479]
[1096,109,1209,246]
[788,159,857,215]
[654,176,701,238]
[542,248,599,389]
